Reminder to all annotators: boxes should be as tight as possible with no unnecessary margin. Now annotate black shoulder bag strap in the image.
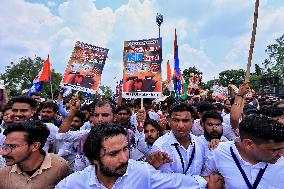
[230,146,268,189]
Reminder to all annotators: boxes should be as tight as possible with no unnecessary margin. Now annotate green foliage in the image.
[0,56,62,98]
[99,85,113,100]
[218,69,245,87]
[162,81,170,96]
[263,35,284,78]
[202,79,219,90]
[182,66,202,83]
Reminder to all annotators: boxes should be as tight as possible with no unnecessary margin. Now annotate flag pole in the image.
[50,79,54,101]
[48,55,54,101]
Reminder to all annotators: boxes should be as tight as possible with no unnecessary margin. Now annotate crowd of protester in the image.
[0,82,283,189]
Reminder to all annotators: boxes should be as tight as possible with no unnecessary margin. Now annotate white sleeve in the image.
[151,144,173,173]
[147,163,207,189]
[136,132,151,156]
[222,123,237,141]
[202,149,218,176]
[56,130,89,142]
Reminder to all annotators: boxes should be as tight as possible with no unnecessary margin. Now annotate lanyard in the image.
[230,146,268,189]
[172,143,195,174]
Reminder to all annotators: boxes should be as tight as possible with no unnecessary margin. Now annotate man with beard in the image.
[115,105,135,131]
[55,122,223,189]
[57,100,116,172]
[203,114,284,188]
[39,102,62,127]
[192,101,236,141]
[198,110,226,174]
[222,99,231,126]
[137,119,161,159]
[0,120,69,188]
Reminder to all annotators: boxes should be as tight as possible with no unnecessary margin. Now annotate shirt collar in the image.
[89,164,129,187]
[168,131,195,146]
[10,153,52,177]
[232,142,267,168]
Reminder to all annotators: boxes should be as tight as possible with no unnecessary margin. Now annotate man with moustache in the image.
[198,110,227,174]
[0,120,69,188]
[203,114,284,188]
[39,102,62,127]
[55,122,223,189]
[137,119,161,158]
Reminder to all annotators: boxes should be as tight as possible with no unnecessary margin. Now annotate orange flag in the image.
[167,60,171,82]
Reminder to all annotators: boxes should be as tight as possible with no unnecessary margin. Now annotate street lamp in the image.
[156,13,163,38]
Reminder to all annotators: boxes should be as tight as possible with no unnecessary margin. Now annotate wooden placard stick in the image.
[245,0,260,83]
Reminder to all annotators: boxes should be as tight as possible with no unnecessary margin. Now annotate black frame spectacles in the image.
[0,144,28,153]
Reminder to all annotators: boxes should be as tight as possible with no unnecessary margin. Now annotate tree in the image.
[0,56,62,97]
[263,34,284,79]
[249,64,263,94]
[202,79,219,90]
[182,66,202,83]
[218,69,245,87]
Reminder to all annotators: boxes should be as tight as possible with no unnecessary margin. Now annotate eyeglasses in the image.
[0,144,28,153]
[206,123,222,128]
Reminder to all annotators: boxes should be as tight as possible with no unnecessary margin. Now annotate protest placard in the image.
[62,41,109,94]
[122,38,162,98]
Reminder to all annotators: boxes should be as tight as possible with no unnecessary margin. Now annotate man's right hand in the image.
[145,151,172,169]
[204,173,224,189]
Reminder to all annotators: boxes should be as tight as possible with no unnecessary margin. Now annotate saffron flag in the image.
[167,60,171,82]
[166,60,172,89]
[28,55,51,96]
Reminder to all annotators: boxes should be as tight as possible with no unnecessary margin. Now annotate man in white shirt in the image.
[151,103,205,175]
[203,114,284,189]
[192,101,236,141]
[198,110,228,173]
[137,119,161,159]
[56,122,223,189]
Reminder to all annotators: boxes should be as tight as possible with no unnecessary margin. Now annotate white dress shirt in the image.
[55,159,207,189]
[203,141,284,189]
[136,131,153,159]
[56,130,90,171]
[43,123,59,152]
[151,131,204,175]
[0,132,5,167]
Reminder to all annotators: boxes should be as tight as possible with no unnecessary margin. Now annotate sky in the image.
[1,0,284,90]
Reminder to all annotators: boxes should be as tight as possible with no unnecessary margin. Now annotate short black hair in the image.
[239,114,284,144]
[115,105,131,115]
[74,111,86,122]
[196,101,215,113]
[258,107,284,118]
[273,101,284,108]
[30,92,41,97]
[38,102,59,113]
[144,119,160,133]
[80,104,91,112]
[83,122,127,164]
[169,102,196,117]
[2,101,13,113]
[11,96,37,109]
[201,110,223,123]
[3,120,50,152]
[95,100,115,113]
